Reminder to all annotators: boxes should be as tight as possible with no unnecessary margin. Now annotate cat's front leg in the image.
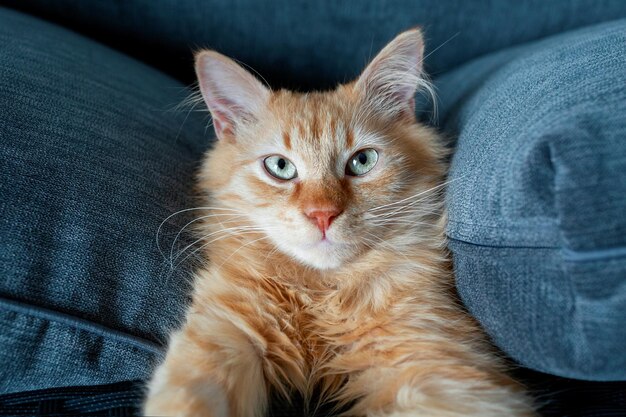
[340,362,535,417]
[328,316,536,417]
[143,314,268,417]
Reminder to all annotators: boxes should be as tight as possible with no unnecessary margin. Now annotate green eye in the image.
[263,155,297,180]
[346,149,379,176]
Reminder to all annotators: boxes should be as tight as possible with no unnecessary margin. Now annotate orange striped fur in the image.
[144,29,535,417]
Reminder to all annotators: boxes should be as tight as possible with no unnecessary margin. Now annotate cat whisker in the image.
[361,231,407,258]
[173,228,270,269]
[365,203,442,224]
[366,181,449,214]
[263,243,282,264]
[175,223,264,253]
[366,176,464,219]
[367,194,437,215]
[171,225,266,267]
[204,117,214,136]
[169,83,203,112]
[169,213,249,266]
[365,205,442,220]
[370,209,442,223]
[214,235,273,272]
[369,219,435,228]
[175,96,202,143]
[156,206,246,260]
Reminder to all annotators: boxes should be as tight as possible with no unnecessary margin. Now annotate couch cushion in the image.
[2,0,626,89]
[0,7,210,392]
[438,19,626,380]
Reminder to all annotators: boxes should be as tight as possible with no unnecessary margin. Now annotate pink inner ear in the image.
[355,30,425,117]
[207,96,241,140]
[195,50,271,140]
[211,115,230,139]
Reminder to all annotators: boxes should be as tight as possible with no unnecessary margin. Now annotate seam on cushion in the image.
[446,218,557,230]
[0,295,164,356]
[446,235,559,250]
[562,246,626,262]
[449,236,626,262]
[446,234,560,249]
[446,219,560,246]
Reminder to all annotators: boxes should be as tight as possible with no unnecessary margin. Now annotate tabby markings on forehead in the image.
[311,112,321,139]
[346,128,354,148]
[329,118,337,140]
[282,118,360,152]
[282,131,291,150]
[296,121,306,141]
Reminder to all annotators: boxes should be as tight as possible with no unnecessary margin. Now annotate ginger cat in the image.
[144,29,535,417]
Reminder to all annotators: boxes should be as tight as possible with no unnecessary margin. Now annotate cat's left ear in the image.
[195,50,270,141]
[355,28,426,118]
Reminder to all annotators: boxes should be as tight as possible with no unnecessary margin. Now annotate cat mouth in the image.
[303,237,339,249]
[312,237,351,249]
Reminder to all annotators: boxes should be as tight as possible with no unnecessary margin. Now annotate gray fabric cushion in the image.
[2,0,626,89]
[0,7,210,393]
[1,1,625,395]
[439,19,626,380]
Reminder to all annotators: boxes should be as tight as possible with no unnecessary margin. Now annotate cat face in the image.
[195,29,444,270]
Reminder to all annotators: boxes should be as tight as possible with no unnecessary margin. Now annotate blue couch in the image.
[0,1,625,415]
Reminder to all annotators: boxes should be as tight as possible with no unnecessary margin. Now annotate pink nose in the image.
[305,208,342,233]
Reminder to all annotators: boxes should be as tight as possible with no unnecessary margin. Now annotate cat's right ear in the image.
[355,28,427,119]
[195,51,270,141]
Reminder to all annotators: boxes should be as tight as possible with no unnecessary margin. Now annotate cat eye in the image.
[263,155,298,180]
[345,149,379,176]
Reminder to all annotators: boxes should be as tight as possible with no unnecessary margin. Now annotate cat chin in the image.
[298,254,344,271]
[278,240,350,270]
[277,237,352,270]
